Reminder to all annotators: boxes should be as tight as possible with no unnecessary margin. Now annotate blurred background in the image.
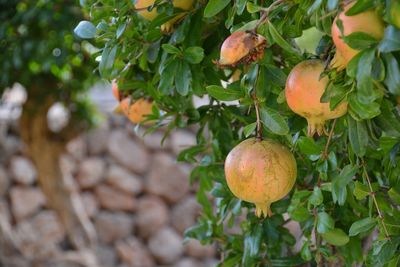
[0,1,218,266]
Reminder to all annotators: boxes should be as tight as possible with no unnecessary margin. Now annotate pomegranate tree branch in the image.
[253,97,262,140]
[255,0,286,31]
[361,161,391,241]
[322,118,337,159]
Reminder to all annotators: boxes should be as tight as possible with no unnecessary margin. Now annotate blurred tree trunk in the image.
[20,89,96,253]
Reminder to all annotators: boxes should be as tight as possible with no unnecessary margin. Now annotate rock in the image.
[95,211,134,244]
[171,196,201,234]
[148,227,183,264]
[107,130,150,174]
[60,154,77,176]
[95,185,136,211]
[86,123,110,155]
[136,196,169,238]
[15,210,65,258]
[81,192,99,218]
[116,237,154,267]
[176,258,205,267]
[96,245,118,267]
[10,186,46,221]
[76,157,106,189]
[0,167,10,195]
[145,153,189,203]
[10,156,37,185]
[170,130,196,155]
[184,239,216,258]
[106,165,143,195]
[66,136,87,160]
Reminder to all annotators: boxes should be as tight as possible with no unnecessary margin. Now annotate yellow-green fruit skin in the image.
[331,3,384,66]
[135,0,194,21]
[224,138,297,217]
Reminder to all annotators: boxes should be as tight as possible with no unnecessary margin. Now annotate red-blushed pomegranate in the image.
[285,59,348,136]
[215,31,266,68]
[331,3,384,66]
[120,97,154,124]
[112,79,121,101]
[224,138,297,217]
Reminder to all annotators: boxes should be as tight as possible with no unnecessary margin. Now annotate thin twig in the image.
[361,161,391,241]
[322,118,337,159]
[255,0,286,31]
[253,97,262,140]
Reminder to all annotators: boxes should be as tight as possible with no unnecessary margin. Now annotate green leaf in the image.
[99,45,117,78]
[74,20,96,39]
[297,136,323,155]
[183,47,204,64]
[348,93,381,120]
[300,241,312,261]
[116,22,126,39]
[243,122,257,138]
[259,106,289,135]
[317,212,335,234]
[343,32,378,50]
[379,26,400,53]
[268,22,301,56]
[162,44,181,55]
[204,0,230,17]
[332,164,358,205]
[321,228,350,246]
[159,60,178,94]
[345,0,374,16]
[175,61,191,96]
[388,188,400,205]
[242,224,263,266]
[375,100,400,137]
[353,181,370,200]
[349,217,376,236]
[206,85,244,101]
[382,53,400,95]
[309,186,323,206]
[347,115,368,157]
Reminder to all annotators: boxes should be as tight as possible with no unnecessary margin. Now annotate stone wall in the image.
[0,114,218,267]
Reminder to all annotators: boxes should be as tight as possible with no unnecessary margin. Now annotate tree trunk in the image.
[20,94,97,255]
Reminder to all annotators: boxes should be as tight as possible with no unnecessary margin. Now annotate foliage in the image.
[78,0,400,265]
[0,0,95,122]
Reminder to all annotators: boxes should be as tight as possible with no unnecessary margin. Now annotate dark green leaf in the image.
[321,228,350,246]
[383,53,400,95]
[332,164,358,205]
[297,136,323,155]
[183,47,204,64]
[206,85,244,101]
[309,186,323,206]
[175,61,191,96]
[242,224,263,266]
[243,122,257,138]
[348,93,381,120]
[268,22,301,56]
[347,115,368,157]
[162,44,181,55]
[74,20,96,39]
[343,32,378,50]
[204,0,230,17]
[317,212,335,233]
[260,106,289,135]
[379,26,400,53]
[349,217,376,236]
[99,45,117,78]
[345,0,374,16]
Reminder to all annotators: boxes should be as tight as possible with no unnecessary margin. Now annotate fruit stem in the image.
[361,161,391,241]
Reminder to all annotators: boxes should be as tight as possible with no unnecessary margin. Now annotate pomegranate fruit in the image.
[331,3,384,66]
[224,138,297,217]
[215,31,266,68]
[285,59,348,136]
[134,0,194,32]
[120,97,154,124]
[112,79,122,102]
